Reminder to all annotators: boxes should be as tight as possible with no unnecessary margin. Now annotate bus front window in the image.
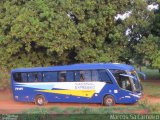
[110,69,134,91]
[121,77,132,91]
[127,70,143,92]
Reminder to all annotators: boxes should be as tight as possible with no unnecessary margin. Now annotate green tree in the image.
[134,0,160,69]
[0,0,80,68]
[0,0,154,69]
[150,10,160,68]
[119,0,154,65]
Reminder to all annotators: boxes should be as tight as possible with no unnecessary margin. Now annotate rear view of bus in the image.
[10,63,143,106]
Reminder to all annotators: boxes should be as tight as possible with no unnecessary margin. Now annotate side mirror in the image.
[138,72,146,80]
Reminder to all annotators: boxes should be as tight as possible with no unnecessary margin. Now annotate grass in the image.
[21,103,160,119]
[140,67,160,80]
[21,106,144,120]
[138,99,160,114]
[22,106,144,114]
[20,102,160,120]
[142,82,160,97]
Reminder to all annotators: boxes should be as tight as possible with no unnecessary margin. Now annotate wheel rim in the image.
[37,98,43,105]
[106,98,113,104]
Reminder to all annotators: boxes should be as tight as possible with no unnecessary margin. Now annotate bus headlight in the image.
[15,96,18,99]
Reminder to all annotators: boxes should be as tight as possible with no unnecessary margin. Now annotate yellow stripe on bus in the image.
[37,90,95,98]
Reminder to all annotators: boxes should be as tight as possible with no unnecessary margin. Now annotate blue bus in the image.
[11,63,143,106]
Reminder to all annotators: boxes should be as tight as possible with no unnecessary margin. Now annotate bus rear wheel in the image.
[35,95,46,106]
[103,95,115,106]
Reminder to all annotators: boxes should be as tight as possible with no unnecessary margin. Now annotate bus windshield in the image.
[109,69,142,92]
[127,70,143,92]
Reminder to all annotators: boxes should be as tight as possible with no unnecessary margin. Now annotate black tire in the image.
[35,95,46,106]
[103,95,115,106]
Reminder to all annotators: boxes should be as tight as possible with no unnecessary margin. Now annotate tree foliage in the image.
[137,12,160,68]
[0,0,157,69]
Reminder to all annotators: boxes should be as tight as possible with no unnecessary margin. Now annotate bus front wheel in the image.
[35,95,46,106]
[103,95,115,106]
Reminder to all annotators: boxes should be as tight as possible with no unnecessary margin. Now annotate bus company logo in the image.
[75,83,95,90]
[15,87,23,91]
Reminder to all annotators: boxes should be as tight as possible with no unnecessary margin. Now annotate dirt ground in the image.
[0,85,160,114]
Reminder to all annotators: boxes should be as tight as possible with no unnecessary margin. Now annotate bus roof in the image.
[11,63,135,72]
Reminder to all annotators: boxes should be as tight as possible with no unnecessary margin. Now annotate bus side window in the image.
[66,71,74,82]
[28,73,36,82]
[74,70,92,82]
[43,72,58,82]
[59,71,66,82]
[35,72,42,82]
[74,71,80,82]
[21,73,28,82]
[99,70,112,83]
[80,71,85,82]
[13,72,22,82]
[82,71,91,82]
[92,70,100,81]
[27,72,42,82]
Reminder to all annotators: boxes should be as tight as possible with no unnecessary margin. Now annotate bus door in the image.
[110,69,136,103]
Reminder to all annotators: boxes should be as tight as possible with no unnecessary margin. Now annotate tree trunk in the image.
[139,65,141,72]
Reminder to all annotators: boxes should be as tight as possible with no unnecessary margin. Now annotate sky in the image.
[115,3,159,21]
[114,2,159,36]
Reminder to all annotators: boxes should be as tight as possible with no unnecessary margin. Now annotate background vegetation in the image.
[0,0,160,68]
[0,0,160,89]
[20,99,160,120]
